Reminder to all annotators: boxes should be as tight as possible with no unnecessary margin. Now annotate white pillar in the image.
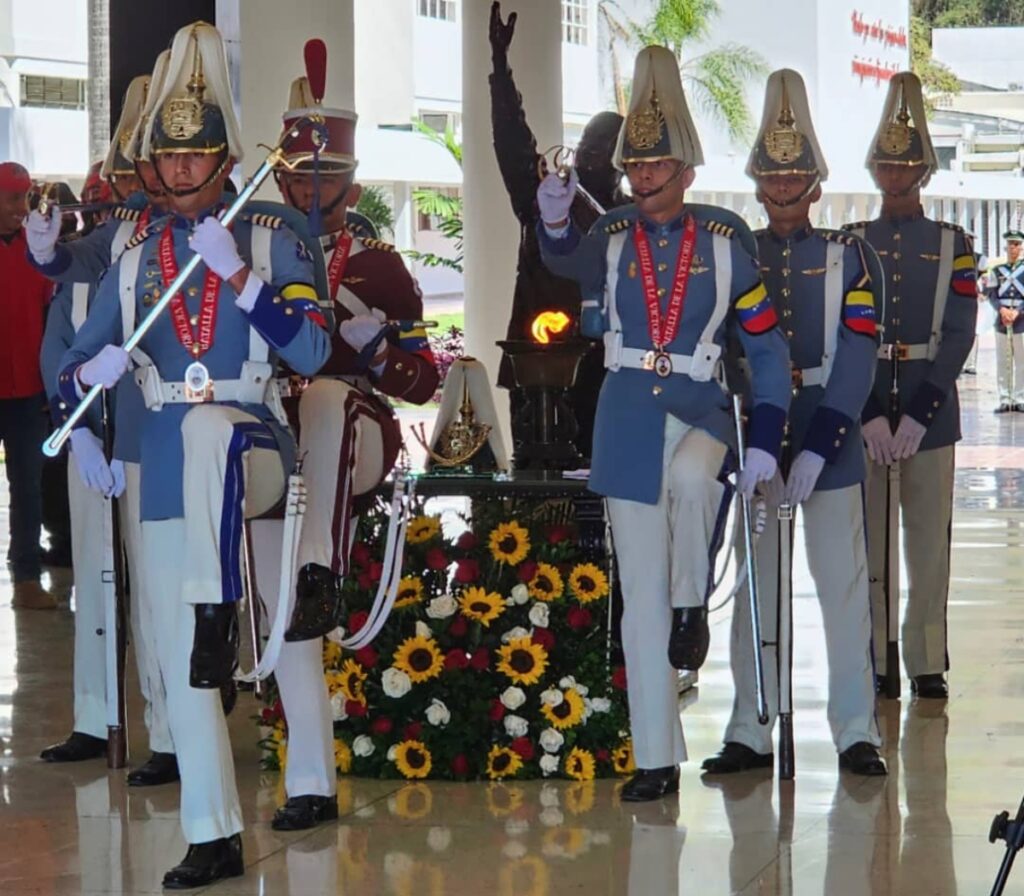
[216,0,355,191]
[393,181,415,252]
[989,201,998,259]
[462,0,563,448]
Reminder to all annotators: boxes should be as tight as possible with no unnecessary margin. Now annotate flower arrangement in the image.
[259,498,632,781]
[426,324,465,403]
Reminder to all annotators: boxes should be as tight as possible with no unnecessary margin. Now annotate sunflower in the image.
[498,856,550,896]
[489,521,531,566]
[458,586,506,627]
[542,826,589,859]
[486,745,524,780]
[564,746,596,781]
[485,783,525,817]
[393,635,444,684]
[528,562,565,602]
[393,739,433,779]
[569,563,610,604]
[612,739,636,775]
[339,658,368,704]
[390,782,433,819]
[276,739,288,770]
[541,688,585,730]
[323,638,343,668]
[565,781,596,816]
[395,575,425,608]
[496,637,549,686]
[334,738,353,774]
[407,514,441,544]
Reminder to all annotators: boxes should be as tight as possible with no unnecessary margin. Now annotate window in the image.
[419,0,456,22]
[19,74,87,110]
[562,0,588,46]
[421,111,455,134]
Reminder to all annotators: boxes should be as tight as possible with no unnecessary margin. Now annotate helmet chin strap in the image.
[757,175,821,210]
[631,161,687,201]
[877,165,930,199]
[155,150,231,199]
[275,172,352,235]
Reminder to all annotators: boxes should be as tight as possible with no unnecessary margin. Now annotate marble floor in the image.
[2,335,1024,895]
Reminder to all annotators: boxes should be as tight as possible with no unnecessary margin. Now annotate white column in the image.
[216,0,355,191]
[989,201,998,259]
[462,0,563,448]
[392,181,415,252]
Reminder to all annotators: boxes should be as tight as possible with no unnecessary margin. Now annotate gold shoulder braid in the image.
[626,90,665,151]
[605,219,631,234]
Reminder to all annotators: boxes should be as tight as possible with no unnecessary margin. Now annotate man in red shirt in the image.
[0,161,55,609]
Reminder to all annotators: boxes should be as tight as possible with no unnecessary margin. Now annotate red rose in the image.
[368,561,384,584]
[448,615,469,638]
[354,645,379,668]
[611,665,628,691]
[357,572,372,590]
[260,707,276,724]
[404,721,423,740]
[444,648,470,670]
[454,558,480,583]
[531,627,556,650]
[488,699,505,721]
[425,547,449,571]
[567,606,593,630]
[510,737,535,761]
[517,560,538,583]
[596,749,611,763]
[546,524,572,544]
[470,647,490,671]
[451,754,470,777]
[456,531,479,550]
[350,542,371,567]
[371,716,394,735]
[345,700,368,717]
[347,610,369,634]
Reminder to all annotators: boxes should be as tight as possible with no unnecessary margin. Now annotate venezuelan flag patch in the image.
[735,282,778,335]
[397,325,434,362]
[843,288,877,337]
[280,282,326,328]
[951,254,977,297]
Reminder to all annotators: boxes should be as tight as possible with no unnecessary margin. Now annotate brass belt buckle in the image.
[184,381,215,403]
[790,367,804,389]
[895,343,909,361]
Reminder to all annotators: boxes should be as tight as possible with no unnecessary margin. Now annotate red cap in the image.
[0,162,32,193]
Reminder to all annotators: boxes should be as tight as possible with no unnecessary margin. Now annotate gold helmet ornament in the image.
[867,71,937,173]
[101,74,150,180]
[747,68,827,181]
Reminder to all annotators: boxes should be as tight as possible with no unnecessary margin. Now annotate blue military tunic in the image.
[844,212,976,451]
[539,203,791,505]
[755,226,881,491]
[58,204,331,520]
[987,259,1024,335]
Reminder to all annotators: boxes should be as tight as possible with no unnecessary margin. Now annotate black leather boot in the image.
[271,794,339,831]
[40,731,106,762]
[621,766,680,802]
[667,607,710,671]
[284,563,343,642]
[162,834,244,889]
[838,741,888,776]
[701,742,773,775]
[189,603,239,689]
[911,673,948,699]
[127,752,180,787]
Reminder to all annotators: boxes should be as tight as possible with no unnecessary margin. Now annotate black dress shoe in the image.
[838,741,887,776]
[189,603,239,689]
[996,402,1013,414]
[271,794,339,831]
[911,673,948,699]
[701,741,773,775]
[40,731,106,762]
[285,563,343,642]
[127,752,179,787]
[621,766,680,802]
[221,679,238,716]
[162,834,244,889]
[667,607,710,671]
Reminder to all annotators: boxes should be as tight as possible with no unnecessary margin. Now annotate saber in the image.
[777,493,795,780]
[732,394,770,725]
[882,345,902,699]
[37,199,121,217]
[42,115,327,459]
[538,144,608,217]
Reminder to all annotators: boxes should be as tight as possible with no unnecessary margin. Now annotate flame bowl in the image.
[496,339,591,390]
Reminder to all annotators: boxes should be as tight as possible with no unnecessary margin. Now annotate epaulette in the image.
[820,229,857,247]
[937,220,965,234]
[605,218,631,234]
[360,236,397,253]
[243,212,285,231]
[122,223,155,252]
[111,206,143,223]
[703,220,735,238]
[842,221,871,232]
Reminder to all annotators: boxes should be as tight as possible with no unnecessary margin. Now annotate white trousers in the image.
[251,518,335,800]
[606,416,730,769]
[725,484,880,755]
[68,465,109,740]
[996,328,1024,403]
[866,445,955,678]
[142,517,243,843]
[121,462,173,754]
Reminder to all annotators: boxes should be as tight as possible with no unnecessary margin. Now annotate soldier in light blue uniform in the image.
[537,46,790,803]
[702,70,885,778]
[987,230,1024,412]
[844,72,977,701]
[56,23,330,888]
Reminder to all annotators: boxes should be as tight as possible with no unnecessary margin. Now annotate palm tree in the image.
[599,0,768,144]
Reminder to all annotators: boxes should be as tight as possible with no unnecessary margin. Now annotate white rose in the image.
[510,583,530,605]
[355,804,377,818]
[330,691,349,721]
[539,753,560,776]
[425,698,451,727]
[384,852,414,879]
[382,667,412,698]
[427,827,452,852]
[387,744,399,761]
[415,621,433,639]
[501,626,530,643]
[503,840,528,860]
[590,696,611,714]
[500,686,527,710]
[353,734,375,757]
[426,594,457,619]
[505,817,530,837]
[540,687,564,708]
[559,675,578,691]
[592,831,612,846]
[581,700,593,722]
[539,727,564,753]
[504,714,529,738]
[540,806,564,827]
[528,602,550,628]
[539,784,560,808]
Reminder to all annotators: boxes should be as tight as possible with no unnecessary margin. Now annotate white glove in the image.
[537,171,577,227]
[784,450,825,506]
[861,416,894,466]
[892,415,927,460]
[110,459,126,499]
[758,470,785,508]
[188,218,245,280]
[78,344,130,390]
[69,429,114,496]
[339,308,387,352]
[737,447,777,499]
[25,208,62,264]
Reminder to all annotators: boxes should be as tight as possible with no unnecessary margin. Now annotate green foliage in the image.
[404,119,464,273]
[914,0,1024,26]
[910,15,961,112]
[354,185,395,239]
